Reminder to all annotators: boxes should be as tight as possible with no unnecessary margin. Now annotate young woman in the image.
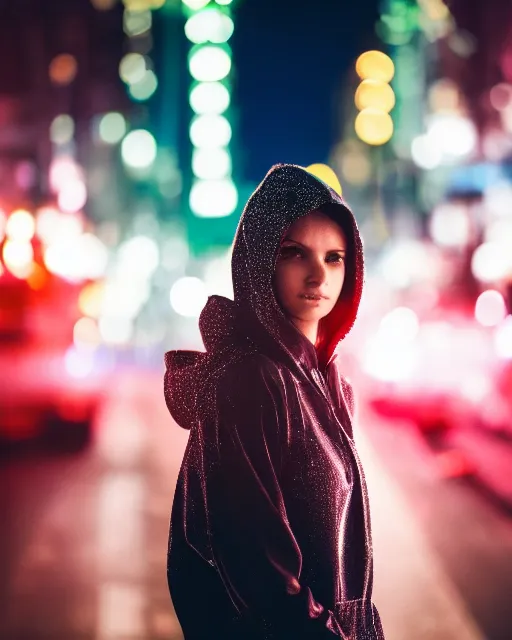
[164,164,385,639]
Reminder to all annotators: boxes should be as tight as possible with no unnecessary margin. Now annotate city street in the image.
[1,1,511,639]
[1,367,511,640]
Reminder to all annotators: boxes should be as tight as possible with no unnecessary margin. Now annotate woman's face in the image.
[273,209,347,332]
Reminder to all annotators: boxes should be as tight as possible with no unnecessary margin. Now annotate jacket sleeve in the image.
[204,358,345,639]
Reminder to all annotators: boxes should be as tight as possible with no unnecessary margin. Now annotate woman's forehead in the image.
[285,210,347,243]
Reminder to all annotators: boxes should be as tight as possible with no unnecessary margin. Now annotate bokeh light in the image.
[117,235,159,278]
[483,182,512,217]
[58,181,87,213]
[128,69,158,100]
[6,209,35,242]
[500,105,512,134]
[429,203,471,248]
[2,240,34,278]
[119,53,147,84]
[362,332,416,383]
[182,0,210,9]
[185,8,234,44]
[49,54,78,85]
[190,114,232,148]
[124,9,152,36]
[189,178,238,217]
[98,112,127,144]
[192,147,231,179]
[355,79,395,112]
[189,46,231,82]
[35,207,83,245]
[79,282,106,319]
[14,162,36,191]
[475,290,507,327]
[471,242,512,283]
[379,239,441,289]
[98,317,134,346]
[489,83,512,111]
[123,0,165,10]
[355,108,393,145]
[203,249,233,298]
[161,236,189,271]
[0,208,7,242]
[426,114,477,158]
[73,317,102,349]
[378,306,420,343]
[170,276,208,317]
[411,134,443,169]
[190,81,230,114]
[44,233,109,282]
[485,219,512,245]
[334,142,372,186]
[27,263,49,291]
[50,115,75,145]
[305,164,342,196]
[428,78,461,113]
[76,234,110,279]
[64,346,96,379]
[121,129,157,169]
[101,278,151,319]
[494,315,512,359]
[34,206,60,243]
[355,50,394,83]
[49,156,82,192]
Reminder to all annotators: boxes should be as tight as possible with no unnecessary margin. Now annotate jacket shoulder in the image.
[196,353,284,421]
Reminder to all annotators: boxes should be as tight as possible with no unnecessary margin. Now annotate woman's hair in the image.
[318,203,355,298]
[315,203,357,348]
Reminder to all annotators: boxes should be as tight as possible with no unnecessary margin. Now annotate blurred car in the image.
[0,264,108,452]
[360,303,512,438]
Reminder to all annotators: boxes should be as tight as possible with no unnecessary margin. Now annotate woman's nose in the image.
[306,259,327,284]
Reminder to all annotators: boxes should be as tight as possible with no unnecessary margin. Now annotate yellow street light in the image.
[305,164,342,196]
[355,108,394,146]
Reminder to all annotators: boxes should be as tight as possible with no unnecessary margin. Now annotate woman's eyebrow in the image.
[281,237,346,253]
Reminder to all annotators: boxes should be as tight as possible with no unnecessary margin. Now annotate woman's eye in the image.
[279,247,344,263]
[280,246,302,258]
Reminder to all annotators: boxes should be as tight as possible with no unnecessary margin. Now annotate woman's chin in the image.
[290,309,326,323]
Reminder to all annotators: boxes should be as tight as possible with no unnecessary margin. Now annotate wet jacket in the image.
[164,164,385,639]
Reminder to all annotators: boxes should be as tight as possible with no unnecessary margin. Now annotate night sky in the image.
[231,0,380,182]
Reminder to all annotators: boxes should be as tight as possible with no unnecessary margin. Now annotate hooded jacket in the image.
[164,164,385,639]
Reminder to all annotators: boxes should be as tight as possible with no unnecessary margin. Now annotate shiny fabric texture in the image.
[164,164,385,639]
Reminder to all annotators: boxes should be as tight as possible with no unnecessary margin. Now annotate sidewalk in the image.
[356,414,484,640]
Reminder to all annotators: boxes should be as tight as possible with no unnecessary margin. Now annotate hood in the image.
[164,163,365,430]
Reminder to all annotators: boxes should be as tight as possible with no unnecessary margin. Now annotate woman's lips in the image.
[299,294,325,307]
[299,294,327,300]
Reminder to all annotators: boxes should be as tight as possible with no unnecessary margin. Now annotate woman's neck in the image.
[291,319,318,347]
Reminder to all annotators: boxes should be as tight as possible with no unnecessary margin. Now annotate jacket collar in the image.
[199,295,335,377]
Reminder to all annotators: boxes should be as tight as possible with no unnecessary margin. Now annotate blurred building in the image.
[0,0,128,209]
[332,0,512,317]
